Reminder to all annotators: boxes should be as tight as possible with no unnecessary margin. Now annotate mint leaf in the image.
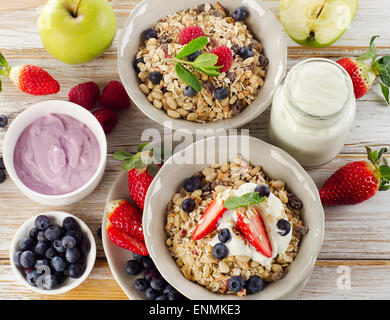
[113,151,133,161]
[176,36,208,59]
[175,63,202,92]
[359,35,379,62]
[224,192,265,210]
[195,66,221,77]
[194,53,218,68]
[377,56,390,87]
[380,83,390,105]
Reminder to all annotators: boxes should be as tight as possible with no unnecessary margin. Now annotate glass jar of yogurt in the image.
[268,58,356,168]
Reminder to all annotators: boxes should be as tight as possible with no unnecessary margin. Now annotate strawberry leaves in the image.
[224,192,265,210]
[366,147,390,191]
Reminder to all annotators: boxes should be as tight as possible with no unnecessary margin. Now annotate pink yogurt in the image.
[13,113,100,195]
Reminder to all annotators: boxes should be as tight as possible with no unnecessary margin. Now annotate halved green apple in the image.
[280,0,358,48]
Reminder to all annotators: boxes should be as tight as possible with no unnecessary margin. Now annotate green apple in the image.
[38,0,117,64]
[280,0,358,48]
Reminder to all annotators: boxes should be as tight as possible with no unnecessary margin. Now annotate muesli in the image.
[134,3,268,123]
[165,155,308,296]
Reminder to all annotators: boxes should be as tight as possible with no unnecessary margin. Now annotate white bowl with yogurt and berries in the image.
[143,135,324,300]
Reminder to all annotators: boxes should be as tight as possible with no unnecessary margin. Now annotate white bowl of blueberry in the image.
[10,212,96,294]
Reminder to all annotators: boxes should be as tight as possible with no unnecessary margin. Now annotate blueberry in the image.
[276,219,291,236]
[156,295,168,300]
[20,251,36,268]
[212,243,229,260]
[181,198,196,213]
[134,278,150,291]
[63,217,80,231]
[145,287,159,300]
[163,284,174,295]
[66,229,83,243]
[26,270,40,287]
[246,275,265,294]
[144,269,159,282]
[13,250,23,267]
[132,252,145,260]
[183,176,202,192]
[228,276,245,292]
[133,57,145,73]
[0,157,4,170]
[29,228,40,239]
[45,247,56,260]
[254,185,270,198]
[141,256,155,269]
[239,46,254,60]
[232,6,248,21]
[42,274,58,290]
[68,263,86,279]
[19,237,34,251]
[35,215,51,230]
[52,240,66,253]
[37,231,47,243]
[125,260,143,276]
[62,235,76,249]
[0,115,8,127]
[51,256,66,272]
[149,71,163,85]
[34,242,49,256]
[54,271,68,284]
[184,85,197,97]
[187,50,201,62]
[45,226,64,241]
[214,87,229,100]
[218,229,231,243]
[150,277,167,292]
[66,247,80,264]
[167,289,184,300]
[141,29,158,42]
[78,237,91,254]
[34,258,49,269]
[0,170,6,183]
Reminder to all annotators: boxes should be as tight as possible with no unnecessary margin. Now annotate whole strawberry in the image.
[113,143,163,211]
[69,81,100,110]
[99,80,131,110]
[0,52,59,95]
[320,147,390,205]
[337,36,390,104]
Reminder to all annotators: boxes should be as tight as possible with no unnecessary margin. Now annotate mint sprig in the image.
[170,37,222,92]
[223,192,265,210]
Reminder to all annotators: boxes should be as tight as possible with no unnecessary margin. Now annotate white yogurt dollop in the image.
[210,183,292,267]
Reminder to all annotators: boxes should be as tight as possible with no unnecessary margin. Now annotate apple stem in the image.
[73,0,82,17]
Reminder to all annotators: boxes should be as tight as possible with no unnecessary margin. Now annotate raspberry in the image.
[68,81,100,110]
[210,46,233,73]
[99,80,131,110]
[93,108,118,134]
[179,26,205,45]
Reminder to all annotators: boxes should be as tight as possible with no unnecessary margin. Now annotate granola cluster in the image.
[134,3,268,123]
[164,155,308,296]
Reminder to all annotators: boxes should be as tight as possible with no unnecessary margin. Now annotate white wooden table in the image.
[0,0,390,299]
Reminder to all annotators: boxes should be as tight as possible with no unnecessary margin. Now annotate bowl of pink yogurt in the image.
[3,100,107,206]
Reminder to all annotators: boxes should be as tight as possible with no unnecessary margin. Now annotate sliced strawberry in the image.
[192,199,227,240]
[106,199,144,241]
[236,208,272,258]
[106,222,148,256]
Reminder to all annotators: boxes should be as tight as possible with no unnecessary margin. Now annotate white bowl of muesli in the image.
[118,0,286,131]
[143,136,324,300]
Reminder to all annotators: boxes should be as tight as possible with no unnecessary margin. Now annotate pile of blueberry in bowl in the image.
[10,212,96,294]
[125,252,187,300]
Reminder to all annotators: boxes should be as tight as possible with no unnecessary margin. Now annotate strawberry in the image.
[236,208,272,258]
[113,143,163,211]
[192,199,227,240]
[106,221,148,256]
[336,36,390,104]
[0,52,59,95]
[320,147,390,205]
[106,199,144,241]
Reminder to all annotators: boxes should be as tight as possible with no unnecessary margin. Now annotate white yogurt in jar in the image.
[268,58,356,167]
[210,183,292,267]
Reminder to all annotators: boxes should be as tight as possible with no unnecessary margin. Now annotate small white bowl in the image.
[118,0,287,131]
[3,100,107,206]
[10,211,97,295]
[143,136,324,300]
